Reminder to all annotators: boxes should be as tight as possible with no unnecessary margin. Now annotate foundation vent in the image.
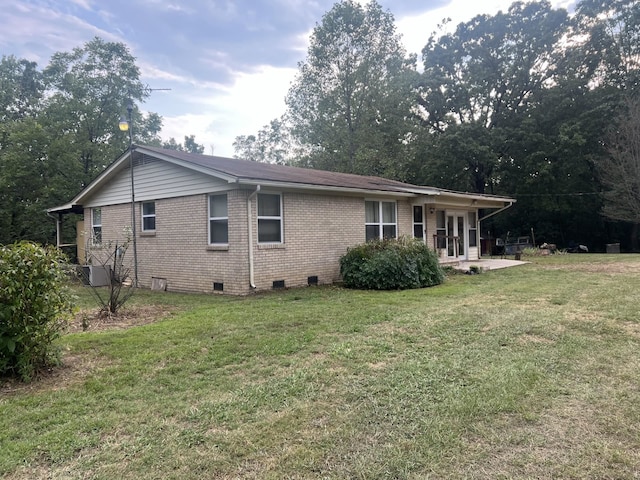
[151,277,167,291]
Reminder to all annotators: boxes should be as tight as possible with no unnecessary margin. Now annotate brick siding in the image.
[84,189,423,295]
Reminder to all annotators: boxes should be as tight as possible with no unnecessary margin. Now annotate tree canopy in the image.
[285,0,418,178]
[599,95,640,225]
[4,0,640,250]
[234,0,640,250]
[0,38,203,245]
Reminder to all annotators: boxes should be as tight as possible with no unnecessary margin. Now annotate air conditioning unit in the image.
[81,265,111,287]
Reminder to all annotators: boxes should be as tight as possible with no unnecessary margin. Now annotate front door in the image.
[446,212,467,261]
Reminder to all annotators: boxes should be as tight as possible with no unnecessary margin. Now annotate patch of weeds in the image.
[442,265,462,276]
[468,265,484,275]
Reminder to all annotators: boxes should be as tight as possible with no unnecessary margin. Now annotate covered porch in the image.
[407,188,515,264]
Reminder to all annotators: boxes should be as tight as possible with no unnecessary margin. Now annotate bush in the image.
[0,242,74,381]
[340,236,445,290]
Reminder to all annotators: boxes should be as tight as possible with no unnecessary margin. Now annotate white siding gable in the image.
[84,158,229,207]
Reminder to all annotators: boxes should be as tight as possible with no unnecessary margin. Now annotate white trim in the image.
[208,193,229,245]
[257,193,283,244]
[445,210,468,261]
[237,179,418,197]
[48,147,516,215]
[365,199,397,241]
[91,207,102,245]
[468,211,478,251]
[412,204,425,241]
[141,201,156,232]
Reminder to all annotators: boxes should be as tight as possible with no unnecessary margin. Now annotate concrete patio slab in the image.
[456,258,529,272]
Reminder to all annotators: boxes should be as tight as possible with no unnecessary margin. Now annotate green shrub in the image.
[340,236,445,290]
[0,242,75,381]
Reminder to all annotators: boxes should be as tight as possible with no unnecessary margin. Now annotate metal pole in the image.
[127,101,139,287]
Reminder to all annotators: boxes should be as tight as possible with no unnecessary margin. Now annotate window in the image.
[257,193,282,243]
[91,207,102,244]
[468,211,478,247]
[436,210,446,249]
[142,202,156,231]
[209,194,228,244]
[365,200,397,241]
[413,205,424,240]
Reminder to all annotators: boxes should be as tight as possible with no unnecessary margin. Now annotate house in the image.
[49,145,515,294]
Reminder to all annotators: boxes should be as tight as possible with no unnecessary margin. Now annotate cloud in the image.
[4,0,578,160]
[0,2,121,63]
[157,64,297,156]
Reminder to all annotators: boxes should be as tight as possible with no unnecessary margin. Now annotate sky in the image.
[1,0,575,157]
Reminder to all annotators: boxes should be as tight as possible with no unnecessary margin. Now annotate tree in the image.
[43,37,159,189]
[416,1,569,193]
[162,134,205,154]
[0,118,76,245]
[573,0,640,90]
[0,39,167,246]
[81,233,136,316]
[285,0,418,178]
[598,96,640,226]
[0,55,43,122]
[0,56,52,244]
[233,117,297,164]
[493,83,607,247]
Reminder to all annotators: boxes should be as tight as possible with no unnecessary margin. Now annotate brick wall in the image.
[86,189,420,295]
[250,192,364,291]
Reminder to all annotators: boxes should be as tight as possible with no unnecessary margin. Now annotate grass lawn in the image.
[2,254,640,479]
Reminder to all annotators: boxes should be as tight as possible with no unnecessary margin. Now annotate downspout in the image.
[478,202,514,251]
[247,185,261,289]
[478,201,514,223]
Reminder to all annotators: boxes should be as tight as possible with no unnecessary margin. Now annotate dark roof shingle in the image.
[140,145,417,193]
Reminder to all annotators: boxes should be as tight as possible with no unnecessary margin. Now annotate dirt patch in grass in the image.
[517,333,554,344]
[67,304,174,333]
[0,305,174,397]
[459,396,639,478]
[539,259,640,274]
[620,321,640,338]
[0,353,98,397]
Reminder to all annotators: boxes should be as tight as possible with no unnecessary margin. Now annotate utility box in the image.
[606,243,621,253]
[81,265,111,286]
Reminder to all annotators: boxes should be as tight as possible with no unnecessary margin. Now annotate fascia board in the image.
[436,189,516,204]
[235,179,417,197]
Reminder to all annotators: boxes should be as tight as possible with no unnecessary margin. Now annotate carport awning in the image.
[47,203,84,215]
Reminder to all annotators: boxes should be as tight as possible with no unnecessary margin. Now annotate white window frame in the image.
[257,193,283,244]
[208,194,229,245]
[413,205,424,241]
[91,207,102,244]
[436,210,446,249]
[468,211,478,248]
[365,200,397,241]
[141,201,156,232]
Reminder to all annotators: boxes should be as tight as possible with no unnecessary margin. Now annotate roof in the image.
[48,145,515,213]
[138,145,430,194]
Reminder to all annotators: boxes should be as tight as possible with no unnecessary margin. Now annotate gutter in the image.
[477,202,514,251]
[236,180,417,197]
[478,201,514,223]
[247,185,261,289]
